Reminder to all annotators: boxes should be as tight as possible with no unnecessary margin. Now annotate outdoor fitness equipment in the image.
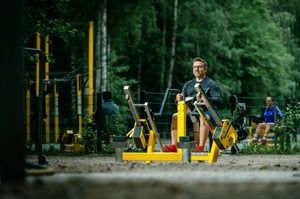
[112,84,245,163]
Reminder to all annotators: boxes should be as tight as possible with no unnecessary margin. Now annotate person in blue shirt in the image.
[252,96,284,144]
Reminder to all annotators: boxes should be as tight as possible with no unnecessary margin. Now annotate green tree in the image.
[268,0,300,100]
[175,0,294,107]
[24,0,300,134]
[228,0,293,99]
[24,0,77,46]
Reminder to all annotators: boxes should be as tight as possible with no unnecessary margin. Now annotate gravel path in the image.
[1,154,300,199]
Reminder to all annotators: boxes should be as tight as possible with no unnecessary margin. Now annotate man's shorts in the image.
[204,110,217,126]
[170,110,217,132]
[171,113,199,133]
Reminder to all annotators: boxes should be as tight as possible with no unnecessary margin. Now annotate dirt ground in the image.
[1,153,300,199]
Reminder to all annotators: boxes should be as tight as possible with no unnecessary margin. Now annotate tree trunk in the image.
[95,3,102,93]
[100,0,108,92]
[167,0,178,88]
[160,0,166,90]
[70,51,77,127]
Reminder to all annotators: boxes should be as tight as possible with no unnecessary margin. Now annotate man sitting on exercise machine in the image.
[163,57,222,152]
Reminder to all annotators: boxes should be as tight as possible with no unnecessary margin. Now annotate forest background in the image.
[24,0,300,135]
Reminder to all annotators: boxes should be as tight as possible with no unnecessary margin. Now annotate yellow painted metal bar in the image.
[177,101,186,154]
[177,101,186,140]
[145,130,156,164]
[77,74,82,135]
[54,83,59,142]
[191,153,210,161]
[121,99,223,163]
[178,100,220,163]
[26,74,31,143]
[45,34,50,143]
[191,142,219,163]
[88,21,94,121]
[208,142,220,163]
[146,130,156,153]
[35,32,41,96]
[122,152,183,162]
[126,128,134,137]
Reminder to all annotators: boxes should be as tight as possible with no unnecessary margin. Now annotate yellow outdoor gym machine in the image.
[112,84,240,163]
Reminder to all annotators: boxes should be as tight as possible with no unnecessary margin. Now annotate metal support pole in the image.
[178,136,193,163]
[124,86,141,125]
[177,101,187,143]
[88,21,94,121]
[36,32,40,97]
[54,83,59,142]
[77,74,82,135]
[26,73,31,143]
[45,34,50,143]
[111,136,129,163]
[144,102,163,151]
[96,92,103,152]
[23,47,47,165]
[37,51,45,163]
[115,148,123,163]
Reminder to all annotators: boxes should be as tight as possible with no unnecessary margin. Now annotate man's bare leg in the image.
[194,117,209,152]
[193,122,200,145]
[199,118,209,146]
[162,113,178,152]
[171,129,177,145]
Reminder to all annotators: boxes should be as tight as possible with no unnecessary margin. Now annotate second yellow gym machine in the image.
[112,84,247,163]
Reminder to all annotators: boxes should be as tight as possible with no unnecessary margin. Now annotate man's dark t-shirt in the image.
[182,77,222,110]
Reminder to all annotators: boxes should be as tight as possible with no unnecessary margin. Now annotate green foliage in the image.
[268,0,300,100]
[107,52,137,136]
[240,143,275,154]
[24,0,300,102]
[273,103,299,152]
[24,0,77,43]
[173,0,295,107]
[84,123,97,153]
[226,0,293,99]
[24,0,300,146]
[103,115,120,136]
[241,102,300,154]
[43,144,61,154]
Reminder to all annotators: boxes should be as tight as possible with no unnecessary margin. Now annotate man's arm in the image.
[208,85,222,106]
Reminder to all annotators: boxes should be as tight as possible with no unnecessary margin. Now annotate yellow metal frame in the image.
[26,74,31,143]
[54,83,59,142]
[35,32,40,97]
[118,84,242,164]
[121,101,221,163]
[123,113,184,163]
[88,21,94,121]
[60,130,85,152]
[45,34,50,143]
[77,74,83,136]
